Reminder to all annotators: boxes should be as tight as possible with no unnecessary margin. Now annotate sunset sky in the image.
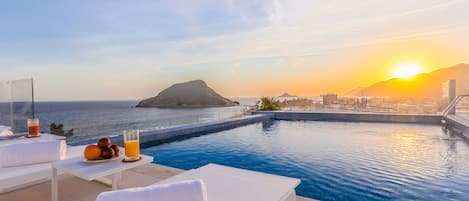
[1,0,468,100]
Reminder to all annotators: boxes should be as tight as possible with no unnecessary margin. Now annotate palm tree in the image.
[257,96,281,111]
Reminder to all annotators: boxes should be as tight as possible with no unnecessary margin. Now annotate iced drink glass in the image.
[123,129,140,161]
[27,118,40,136]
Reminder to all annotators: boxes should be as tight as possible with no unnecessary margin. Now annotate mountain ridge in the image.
[345,63,469,99]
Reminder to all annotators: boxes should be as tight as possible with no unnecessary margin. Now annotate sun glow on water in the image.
[393,63,424,79]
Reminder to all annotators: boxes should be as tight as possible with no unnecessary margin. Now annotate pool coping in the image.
[446,114,469,134]
[253,111,442,124]
[69,114,271,148]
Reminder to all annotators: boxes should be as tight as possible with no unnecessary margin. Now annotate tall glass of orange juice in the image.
[123,129,140,161]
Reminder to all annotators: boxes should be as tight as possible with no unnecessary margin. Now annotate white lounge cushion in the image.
[0,125,13,136]
[0,145,84,193]
[0,129,13,136]
[96,179,208,201]
[157,164,301,201]
[0,125,10,130]
[0,133,65,147]
[0,140,66,167]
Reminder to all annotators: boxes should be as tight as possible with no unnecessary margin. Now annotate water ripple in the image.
[144,121,469,201]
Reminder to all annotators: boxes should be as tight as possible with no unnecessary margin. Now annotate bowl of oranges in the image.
[83,137,121,163]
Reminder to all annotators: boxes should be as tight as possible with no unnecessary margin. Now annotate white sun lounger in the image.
[0,144,86,193]
[156,163,300,201]
[0,133,65,146]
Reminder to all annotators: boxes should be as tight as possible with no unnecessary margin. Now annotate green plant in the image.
[258,96,281,111]
[50,122,74,137]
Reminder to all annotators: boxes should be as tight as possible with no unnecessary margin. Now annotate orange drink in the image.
[124,140,140,158]
[123,130,140,161]
[27,118,40,136]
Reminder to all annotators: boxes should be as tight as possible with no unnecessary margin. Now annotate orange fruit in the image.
[84,144,101,160]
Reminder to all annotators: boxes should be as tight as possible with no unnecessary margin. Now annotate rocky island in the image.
[137,80,239,108]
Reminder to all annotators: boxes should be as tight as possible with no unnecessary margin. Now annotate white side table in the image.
[51,154,153,201]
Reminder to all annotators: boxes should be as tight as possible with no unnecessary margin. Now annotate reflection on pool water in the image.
[143,120,469,201]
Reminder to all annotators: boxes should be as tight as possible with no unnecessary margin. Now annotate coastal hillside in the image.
[344,87,365,96]
[346,64,469,99]
[278,92,297,98]
[137,80,238,108]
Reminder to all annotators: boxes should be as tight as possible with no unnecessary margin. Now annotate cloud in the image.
[1,0,468,99]
[291,57,305,66]
[229,68,237,75]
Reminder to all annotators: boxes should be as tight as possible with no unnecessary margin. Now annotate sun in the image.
[392,63,423,79]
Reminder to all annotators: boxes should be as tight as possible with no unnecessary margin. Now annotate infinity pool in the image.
[143,120,469,201]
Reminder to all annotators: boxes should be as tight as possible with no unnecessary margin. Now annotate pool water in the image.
[143,121,469,201]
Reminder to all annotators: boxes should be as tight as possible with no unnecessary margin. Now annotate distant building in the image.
[321,93,338,105]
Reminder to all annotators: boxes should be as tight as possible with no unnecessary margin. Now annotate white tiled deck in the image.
[0,163,315,201]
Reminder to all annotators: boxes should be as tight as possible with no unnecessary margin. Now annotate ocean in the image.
[0,99,258,143]
[1,97,467,144]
